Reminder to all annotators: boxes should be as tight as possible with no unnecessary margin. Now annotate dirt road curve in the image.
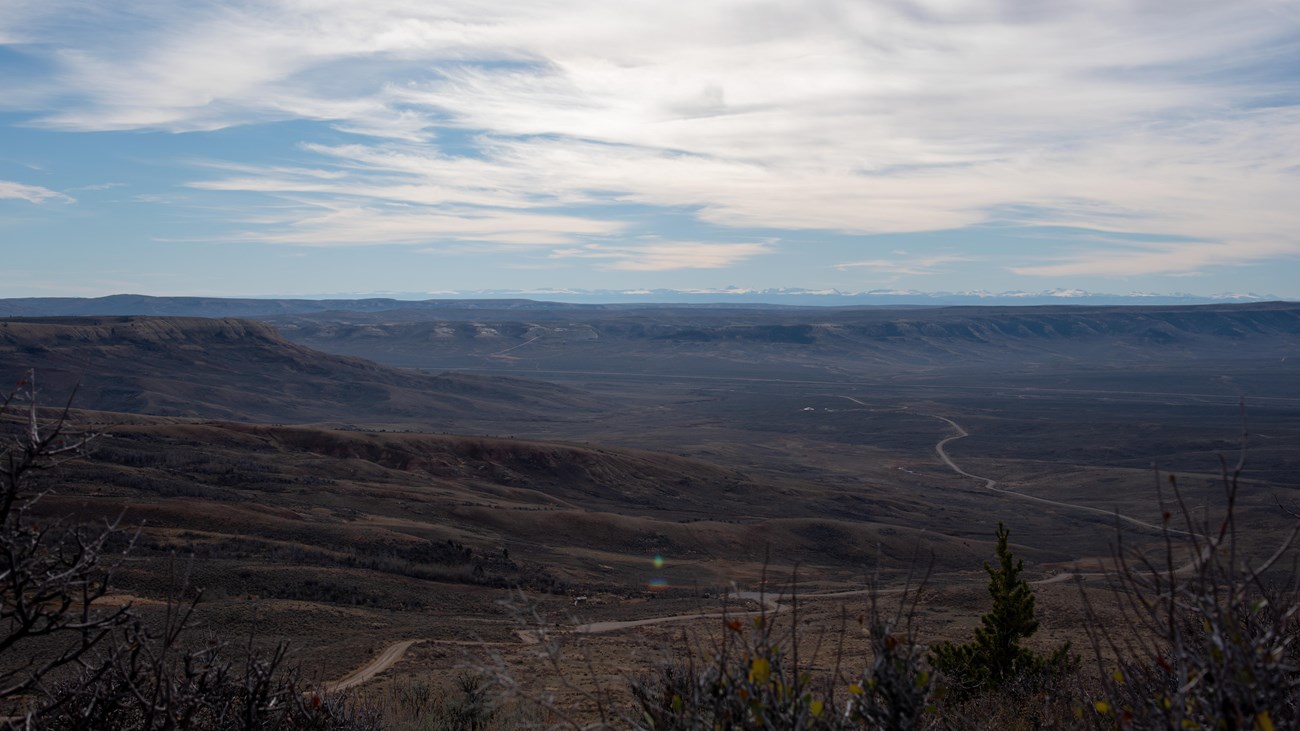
[511,591,784,643]
[323,640,421,692]
[838,396,1188,537]
[926,411,1193,536]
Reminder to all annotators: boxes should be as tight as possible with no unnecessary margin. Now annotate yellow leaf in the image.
[749,657,771,684]
[848,683,863,696]
[1095,701,1111,714]
[1112,670,1125,684]
[811,700,824,718]
[1256,711,1275,731]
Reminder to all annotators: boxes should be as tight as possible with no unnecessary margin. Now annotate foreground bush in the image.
[630,611,832,729]
[1084,467,1300,730]
[628,574,932,730]
[622,532,1067,730]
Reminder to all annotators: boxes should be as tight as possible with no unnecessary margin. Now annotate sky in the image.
[1,0,1299,299]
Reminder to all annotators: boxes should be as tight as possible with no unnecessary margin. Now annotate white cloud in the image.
[549,241,771,271]
[71,182,125,191]
[836,254,974,276]
[2,0,1298,277]
[0,180,73,203]
[1010,238,1300,278]
[229,199,625,247]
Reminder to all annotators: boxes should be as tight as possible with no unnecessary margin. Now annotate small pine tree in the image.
[930,523,1073,694]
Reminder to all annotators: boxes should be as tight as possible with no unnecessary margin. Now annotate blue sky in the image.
[2,1,1299,299]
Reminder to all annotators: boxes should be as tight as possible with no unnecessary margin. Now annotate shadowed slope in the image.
[0,317,598,426]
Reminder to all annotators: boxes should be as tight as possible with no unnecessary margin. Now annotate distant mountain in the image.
[395,287,1280,307]
[0,316,599,426]
[0,289,1287,319]
[0,294,578,318]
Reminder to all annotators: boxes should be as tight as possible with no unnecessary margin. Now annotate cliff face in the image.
[263,302,1300,375]
[828,305,1300,342]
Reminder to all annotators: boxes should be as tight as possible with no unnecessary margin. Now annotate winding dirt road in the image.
[512,591,784,644]
[324,640,423,692]
[839,396,1189,537]
[927,411,1195,536]
[487,335,542,358]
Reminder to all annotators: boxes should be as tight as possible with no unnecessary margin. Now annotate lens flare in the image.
[653,554,664,569]
[647,578,669,590]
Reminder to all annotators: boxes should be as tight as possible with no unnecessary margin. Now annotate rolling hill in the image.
[0,316,598,427]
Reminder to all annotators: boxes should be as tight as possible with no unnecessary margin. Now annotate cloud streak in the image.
[836,254,974,276]
[549,242,772,271]
[2,0,1298,282]
[0,180,72,204]
[1010,238,1300,278]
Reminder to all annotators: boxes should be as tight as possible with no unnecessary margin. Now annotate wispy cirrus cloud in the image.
[0,180,72,204]
[225,199,624,247]
[70,182,125,192]
[1011,238,1300,278]
[549,242,772,271]
[835,254,974,276]
[2,0,1298,286]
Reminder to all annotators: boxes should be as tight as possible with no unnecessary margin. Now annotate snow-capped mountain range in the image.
[290,287,1283,307]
